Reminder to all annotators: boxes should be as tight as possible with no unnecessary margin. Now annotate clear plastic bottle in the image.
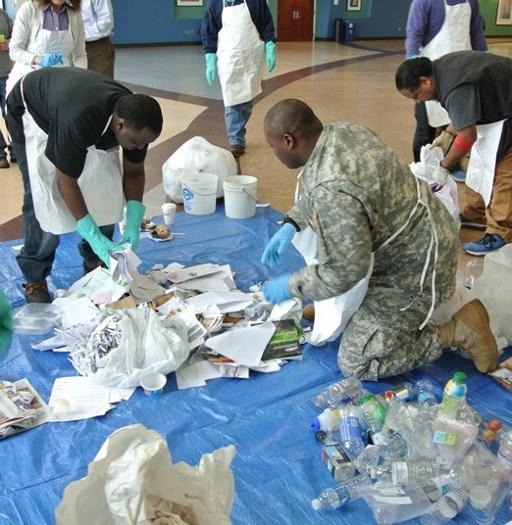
[497,430,512,474]
[314,376,364,408]
[420,486,468,525]
[358,394,388,432]
[391,460,444,485]
[338,399,366,461]
[381,382,416,403]
[355,445,392,482]
[414,379,439,407]
[310,407,341,433]
[437,372,467,419]
[311,474,371,511]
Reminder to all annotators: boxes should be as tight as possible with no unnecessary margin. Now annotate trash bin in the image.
[343,20,355,44]
[334,18,343,43]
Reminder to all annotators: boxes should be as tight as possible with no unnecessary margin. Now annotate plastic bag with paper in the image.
[409,145,460,223]
[55,424,236,525]
[71,309,190,388]
[163,137,237,203]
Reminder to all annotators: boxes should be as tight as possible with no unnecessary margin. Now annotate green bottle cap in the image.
[453,371,467,384]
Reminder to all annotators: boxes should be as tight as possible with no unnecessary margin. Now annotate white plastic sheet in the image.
[162,136,237,203]
[55,424,236,525]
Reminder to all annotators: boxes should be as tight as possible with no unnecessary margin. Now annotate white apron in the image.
[465,120,506,207]
[292,175,439,346]
[7,13,75,94]
[216,0,264,107]
[20,78,124,235]
[421,0,471,127]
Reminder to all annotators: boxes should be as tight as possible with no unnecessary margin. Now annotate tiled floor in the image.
[1,38,511,280]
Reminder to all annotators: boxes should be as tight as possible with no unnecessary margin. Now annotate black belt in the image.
[87,36,111,43]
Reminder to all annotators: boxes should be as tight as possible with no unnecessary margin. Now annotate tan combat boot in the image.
[303,304,315,322]
[437,299,498,373]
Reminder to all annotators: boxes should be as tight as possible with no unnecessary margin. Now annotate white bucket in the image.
[223,175,258,219]
[181,173,218,215]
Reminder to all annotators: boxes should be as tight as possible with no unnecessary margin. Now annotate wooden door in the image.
[277,0,314,42]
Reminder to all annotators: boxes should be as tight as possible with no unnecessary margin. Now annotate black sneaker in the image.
[230,144,245,157]
[0,157,9,169]
[23,282,51,303]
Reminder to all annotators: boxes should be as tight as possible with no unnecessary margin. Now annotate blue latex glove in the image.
[39,52,64,68]
[0,290,12,359]
[261,223,296,267]
[205,53,217,85]
[76,214,123,268]
[120,200,146,251]
[263,274,292,304]
[265,41,276,72]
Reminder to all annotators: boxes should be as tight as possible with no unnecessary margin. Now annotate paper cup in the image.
[162,203,176,225]
[140,372,167,396]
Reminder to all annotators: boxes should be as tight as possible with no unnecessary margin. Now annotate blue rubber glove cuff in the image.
[265,41,276,72]
[76,214,123,268]
[263,274,292,304]
[261,222,296,267]
[205,53,217,85]
[0,290,12,359]
[120,200,146,252]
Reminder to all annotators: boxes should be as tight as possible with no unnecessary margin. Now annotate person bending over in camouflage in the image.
[260,99,498,380]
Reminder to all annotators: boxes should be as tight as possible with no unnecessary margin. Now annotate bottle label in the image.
[373,487,412,505]
[392,462,409,484]
[338,416,361,442]
[433,431,457,446]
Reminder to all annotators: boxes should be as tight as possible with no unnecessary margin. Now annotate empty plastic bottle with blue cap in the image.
[313,376,364,408]
[311,473,371,511]
[338,398,366,460]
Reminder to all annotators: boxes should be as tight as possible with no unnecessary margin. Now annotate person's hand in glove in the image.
[265,41,276,72]
[0,290,12,359]
[120,200,146,251]
[76,214,124,268]
[205,53,217,85]
[38,52,64,68]
[261,223,296,267]
[429,131,455,155]
[430,162,450,192]
[263,274,292,304]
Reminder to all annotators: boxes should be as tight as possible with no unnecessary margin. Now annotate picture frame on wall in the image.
[496,0,512,25]
[176,0,203,6]
[346,0,362,11]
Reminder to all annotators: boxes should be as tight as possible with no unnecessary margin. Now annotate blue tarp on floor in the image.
[0,206,510,525]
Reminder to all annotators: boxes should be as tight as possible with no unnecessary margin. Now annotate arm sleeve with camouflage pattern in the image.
[286,204,309,231]
[288,182,372,301]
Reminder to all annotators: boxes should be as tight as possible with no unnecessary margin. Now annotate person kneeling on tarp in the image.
[260,99,497,380]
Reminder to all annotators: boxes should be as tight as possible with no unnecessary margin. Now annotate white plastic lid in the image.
[470,487,492,509]
[311,499,321,511]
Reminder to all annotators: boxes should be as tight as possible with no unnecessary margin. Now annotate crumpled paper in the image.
[55,424,236,525]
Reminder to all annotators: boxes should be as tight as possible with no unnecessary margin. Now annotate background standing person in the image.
[7,0,87,94]
[81,0,115,77]
[405,0,486,164]
[0,8,13,168]
[201,0,276,157]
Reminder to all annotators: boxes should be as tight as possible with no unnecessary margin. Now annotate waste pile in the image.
[310,373,512,524]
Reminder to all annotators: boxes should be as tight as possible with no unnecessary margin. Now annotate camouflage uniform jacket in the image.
[286,123,459,308]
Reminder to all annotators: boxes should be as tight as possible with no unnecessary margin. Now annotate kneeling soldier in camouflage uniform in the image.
[260,99,498,380]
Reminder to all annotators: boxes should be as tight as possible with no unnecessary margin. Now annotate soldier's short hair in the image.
[265,99,322,139]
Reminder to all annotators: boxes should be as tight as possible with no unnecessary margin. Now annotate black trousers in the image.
[413,102,436,162]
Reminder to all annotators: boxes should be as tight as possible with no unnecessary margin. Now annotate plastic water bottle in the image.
[391,460,444,485]
[338,399,366,460]
[497,430,512,474]
[420,487,468,524]
[381,382,416,403]
[314,376,364,408]
[358,394,388,432]
[310,407,341,433]
[311,474,371,511]
[437,372,467,419]
[355,445,392,482]
[415,379,439,407]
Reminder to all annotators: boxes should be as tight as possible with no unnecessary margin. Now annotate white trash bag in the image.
[70,309,190,388]
[163,137,237,203]
[409,145,460,224]
[55,424,236,525]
